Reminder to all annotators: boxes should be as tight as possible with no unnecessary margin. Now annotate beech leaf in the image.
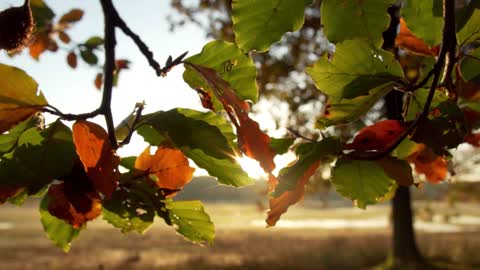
[72,121,119,198]
[0,64,48,133]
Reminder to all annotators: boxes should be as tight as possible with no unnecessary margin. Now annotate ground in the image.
[1,201,480,270]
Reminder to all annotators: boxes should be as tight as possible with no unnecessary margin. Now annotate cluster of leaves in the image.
[1,0,480,252]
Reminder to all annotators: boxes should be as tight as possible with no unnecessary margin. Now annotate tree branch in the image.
[100,0,118,149]
[348,0,457,160]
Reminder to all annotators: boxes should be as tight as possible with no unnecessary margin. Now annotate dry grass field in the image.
[1,201,480,270]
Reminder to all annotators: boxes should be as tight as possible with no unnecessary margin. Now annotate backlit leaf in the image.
[0,64,48,133]
[138,109,254,187]
[332,157,396,209]
[40,194,80,252]
[47,182,101,229]
[165,200,215,244]
[135,145,194,195]
[395,18,438,56]
[72,121,119,198]
[316,83,392,129]
[0,115,39,154]
[321,0,395,46]
[269,137,295,155]
[0,121,76,188]
[183,40,258,111]
[401,0,443,47]
[59,9,84,24]
[232,0,309,52]
[306,40,403,99]
[267,137,342,226]
[456,2,480,46]
[346,120,407,152]
[376,157,414,187]
[187,64,276,173]
[460,47,480,84]
[102,189,154,234]
[407,144,447,183]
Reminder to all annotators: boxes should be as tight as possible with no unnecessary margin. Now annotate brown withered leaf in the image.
[135,145,194,196]
[58,31,71,44]
[72,121,119,198]
[346,120,406,152]
[67,51,77,69]
[395,18,438,56]
[0,186,23,204]
[188,63,276,173]
[47,182,101,228]
[94,73,103,90]
[266,161,321,227]
[407,144,447,183]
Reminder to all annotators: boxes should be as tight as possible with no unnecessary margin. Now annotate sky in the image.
[0,0,287,179]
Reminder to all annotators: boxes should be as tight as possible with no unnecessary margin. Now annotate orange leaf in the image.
[0,186,23,204]
[72,121,119,198]
[346,120,407,152]
[135,145,194,196]
[395,18,438,56]
[266,161,320,227]
[94,73,103,90]
[28,33,49,60]
[47,182,101,228]
[188,63,276,173]
[407,144,447,183]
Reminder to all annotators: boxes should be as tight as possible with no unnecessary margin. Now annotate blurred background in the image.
[1,0,480,269]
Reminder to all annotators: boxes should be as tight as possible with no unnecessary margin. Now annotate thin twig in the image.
[118,102,145,148]
[287,128,316,142]
[112,10,162,76]
[348,0,456,160]
[43,105,101,121]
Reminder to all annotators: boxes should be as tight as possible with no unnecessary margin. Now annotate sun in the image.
[236,156,267,180]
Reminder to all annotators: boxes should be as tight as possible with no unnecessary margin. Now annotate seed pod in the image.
[0,0,34,53]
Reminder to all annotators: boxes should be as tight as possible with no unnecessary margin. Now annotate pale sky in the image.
[0,0,291,179]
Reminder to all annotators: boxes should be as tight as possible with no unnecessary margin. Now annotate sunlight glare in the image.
[236,156,268,180]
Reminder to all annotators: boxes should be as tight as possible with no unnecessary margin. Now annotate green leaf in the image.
[456,2,480,46]
[0,116,39,154]
[232,0,309,52]
[40,194,80,252]
[321,0,395,46]
[183,40,258,111]
[269,137,295,155]
[460,47,480,84]
[306,40,403,99]
[80,49,98,65]
[316,83,392,129]
[405,88,449,121]
[331,158,396,209]
[392,138,418,160]
[138,108,254,186]
[0,64,48,133]
[30,0,55,31]
[119,156,136,171]
[402,0,443,47]
[165,200,215,244]
[0,121,76,189]
[273,137,342,197]
[102,190,154,234]
[84,36,104,49]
